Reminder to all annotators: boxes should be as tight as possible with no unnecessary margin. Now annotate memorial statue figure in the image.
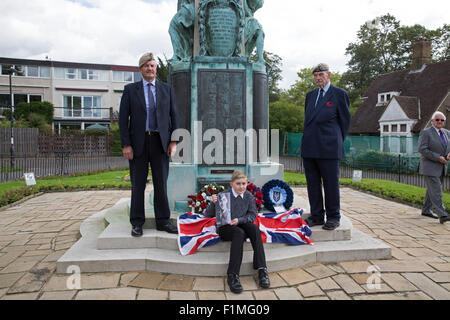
[169,0,195,63]
[243,0,265,62]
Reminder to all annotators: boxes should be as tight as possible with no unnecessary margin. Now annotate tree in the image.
[341,14,446,99]
[432,24,450,61]
[269,98,304,134]
[250,51,284,102]
[156,55,170,83]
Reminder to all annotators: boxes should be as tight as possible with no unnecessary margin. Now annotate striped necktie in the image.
[439,130,447,148]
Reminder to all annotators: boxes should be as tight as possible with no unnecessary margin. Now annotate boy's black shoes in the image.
[258,268,270,289]
[227,273,243,294]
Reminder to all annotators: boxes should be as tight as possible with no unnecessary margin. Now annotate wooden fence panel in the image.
[0,128,39,156]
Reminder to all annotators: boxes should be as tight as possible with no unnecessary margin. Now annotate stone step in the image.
[56,196,391,276]
[97,214,352,251]
[57,227,390,276]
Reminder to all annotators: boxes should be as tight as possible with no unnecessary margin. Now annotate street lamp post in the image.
[8,66,22,169]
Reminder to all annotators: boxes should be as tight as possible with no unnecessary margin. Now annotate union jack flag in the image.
[177,208,313,256]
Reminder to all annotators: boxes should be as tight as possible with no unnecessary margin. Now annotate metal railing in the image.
[0,153,128,182]
[280,156,450,190]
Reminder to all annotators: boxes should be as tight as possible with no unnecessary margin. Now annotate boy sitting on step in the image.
[204,170,270,294]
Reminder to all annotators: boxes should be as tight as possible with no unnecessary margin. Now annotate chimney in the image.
[412,39,431,70]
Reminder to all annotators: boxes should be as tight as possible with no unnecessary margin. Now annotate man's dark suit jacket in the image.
[118,79,179,157]
[300,84,351,159]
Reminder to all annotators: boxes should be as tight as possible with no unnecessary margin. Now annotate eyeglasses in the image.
[434,119,446,122]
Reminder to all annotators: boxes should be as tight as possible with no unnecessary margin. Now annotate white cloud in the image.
[0,0,448,89]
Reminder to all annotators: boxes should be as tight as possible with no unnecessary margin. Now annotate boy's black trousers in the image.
[218,223,267,275]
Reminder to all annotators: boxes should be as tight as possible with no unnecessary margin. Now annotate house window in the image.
[78,69,88,80]
[378,91,400,104]
[66,69,76,79]
[88,70,99,80]
[1,64,13,75]
[63,95,102,118]
[40,67,50,78]
[400,124,407,132]
[113,71,141,82]
[113,71,132,82]
[27,66,39,77]
[383,125,389,133]
[392,125,398,133]
[1,64,25,76]
[0,94,11,107]
[0,93,43,105]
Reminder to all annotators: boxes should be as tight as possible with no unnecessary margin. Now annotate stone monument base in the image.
[56,192,391,276]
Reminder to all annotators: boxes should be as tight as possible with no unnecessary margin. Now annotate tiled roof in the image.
[349,59,450,135]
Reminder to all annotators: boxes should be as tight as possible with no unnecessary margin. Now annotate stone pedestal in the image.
[166,57,282,213]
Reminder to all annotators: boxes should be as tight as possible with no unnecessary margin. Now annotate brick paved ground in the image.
[0,188,449,300]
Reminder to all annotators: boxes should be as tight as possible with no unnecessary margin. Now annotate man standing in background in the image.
[418,111,450,224]
[301,63,351,231]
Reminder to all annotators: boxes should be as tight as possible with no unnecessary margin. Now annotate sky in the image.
[0,0,448,89]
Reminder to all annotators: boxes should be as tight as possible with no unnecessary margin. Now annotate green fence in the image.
[280,133,423,174]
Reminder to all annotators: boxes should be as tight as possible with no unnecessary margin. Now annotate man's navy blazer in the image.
[300,84,351,159]
[119,79,179,157]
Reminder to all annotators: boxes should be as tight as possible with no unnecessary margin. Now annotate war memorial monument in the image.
[57,0,391,276]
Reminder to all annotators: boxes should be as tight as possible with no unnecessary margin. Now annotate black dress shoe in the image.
[305,216,324,227]
[156,222,178,234]
[131,226,143,237]
[322,220,340,230]
[440,216,450,224]
[422,212,439,219]
[258,268,270,289]
[227,273,243,294]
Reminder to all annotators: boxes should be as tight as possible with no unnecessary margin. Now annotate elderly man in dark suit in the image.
[301,63,351,231]
[119,52,180,236]
[418,111,450,224]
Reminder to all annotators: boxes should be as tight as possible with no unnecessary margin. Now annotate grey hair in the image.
[432,111,446,121]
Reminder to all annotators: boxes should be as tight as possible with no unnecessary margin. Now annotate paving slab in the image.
[75,288,137,300]
[274,287,303,300]
[402,273,450,300]
[137,288,168,300]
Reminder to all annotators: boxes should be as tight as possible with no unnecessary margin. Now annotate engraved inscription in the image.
[198,70,246,166]
[207,6,238,56]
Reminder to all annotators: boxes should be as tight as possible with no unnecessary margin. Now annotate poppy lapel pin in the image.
[326,101,334,107]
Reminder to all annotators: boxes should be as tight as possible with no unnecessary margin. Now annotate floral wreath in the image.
[187,182,265,214]
[261,179,294,212]
[187,183,225,214]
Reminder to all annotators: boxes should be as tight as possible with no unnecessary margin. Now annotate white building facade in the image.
[0,57,141,131]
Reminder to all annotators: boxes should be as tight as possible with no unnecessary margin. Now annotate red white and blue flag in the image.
[177,208,313,256]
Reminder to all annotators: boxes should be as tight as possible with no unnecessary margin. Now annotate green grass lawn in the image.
[0,169,131,207]
[1,169,449,214]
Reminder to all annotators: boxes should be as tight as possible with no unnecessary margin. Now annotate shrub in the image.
[14,101,54,123]
[109,123,122,155]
